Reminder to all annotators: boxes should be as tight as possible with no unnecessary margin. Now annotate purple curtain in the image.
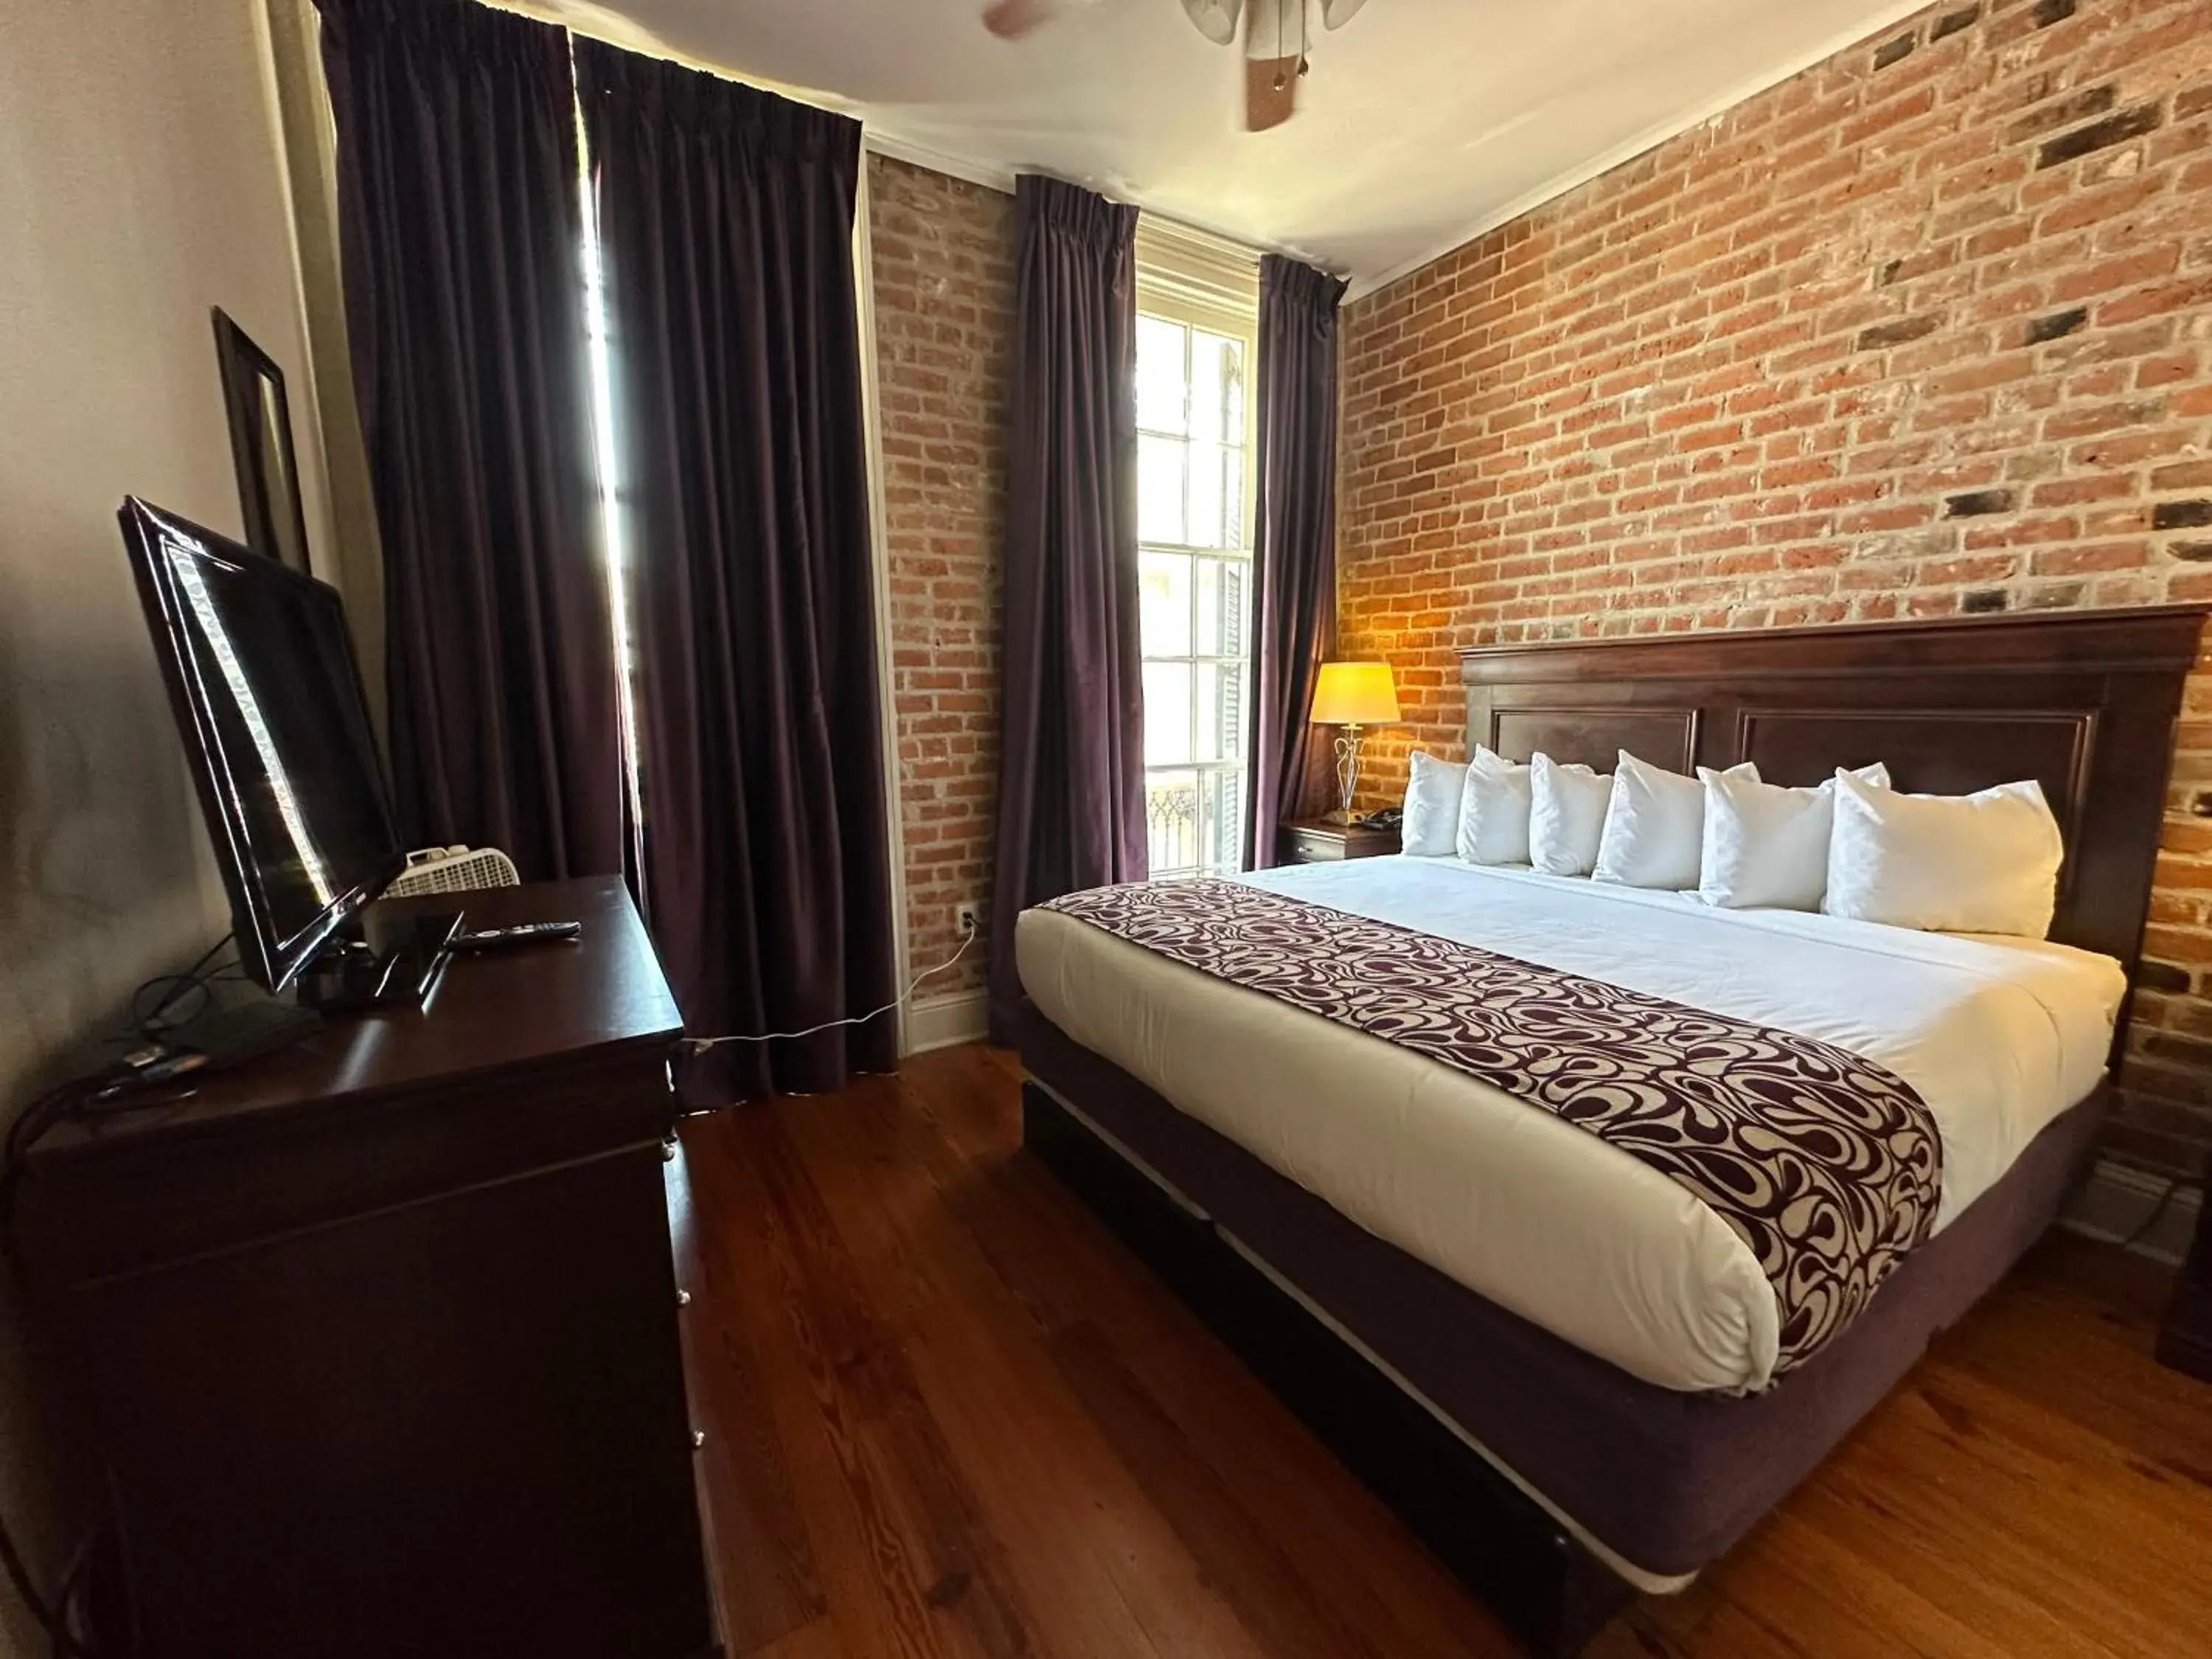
[1245,254,1350,868]
[575,43,896,1102]
[317,0,622,881]
[987,175,1146,1043]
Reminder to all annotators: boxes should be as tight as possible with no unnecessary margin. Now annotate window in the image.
[577,158,647,863]
[1135,225,1259,880]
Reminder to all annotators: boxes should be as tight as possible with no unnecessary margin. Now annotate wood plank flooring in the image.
[669,1043,2212,1659]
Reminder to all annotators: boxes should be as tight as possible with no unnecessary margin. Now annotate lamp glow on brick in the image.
[1309,661,1400,824]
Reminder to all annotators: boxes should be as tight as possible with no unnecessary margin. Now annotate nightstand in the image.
[1279,815,1402,864]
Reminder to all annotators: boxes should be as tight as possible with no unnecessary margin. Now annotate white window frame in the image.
[1135,219,1261,880]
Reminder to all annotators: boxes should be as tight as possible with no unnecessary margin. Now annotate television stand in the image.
[12,877,717,1659]
[293,902,466,1012]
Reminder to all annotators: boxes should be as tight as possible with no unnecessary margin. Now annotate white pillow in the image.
[1698,762,1891,911]
[1529,754,1613,877]
[1456,754,1532,865]
[1401,751,1468,857]
[1823,770,2063,937]
[1593,752,1759,890]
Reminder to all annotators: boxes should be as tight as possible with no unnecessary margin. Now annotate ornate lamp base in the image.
[1329,724,1366,823]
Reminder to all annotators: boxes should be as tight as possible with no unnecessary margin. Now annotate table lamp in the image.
[1309,661,1400,824]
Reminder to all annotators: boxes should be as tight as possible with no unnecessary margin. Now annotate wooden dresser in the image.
[15,877,717,1659]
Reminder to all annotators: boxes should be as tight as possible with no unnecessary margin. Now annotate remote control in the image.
[453,921,582,951]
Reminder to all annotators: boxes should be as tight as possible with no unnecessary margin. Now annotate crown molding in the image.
[1138,212,1261,281]
[861,129,1017,194]
[1136,211,1261,322]
[858,131,1340,284]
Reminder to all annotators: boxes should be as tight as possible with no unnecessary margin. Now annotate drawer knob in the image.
[676,1290,692,1307]
[661,1139,678,1164]
[692,1429,707,1450]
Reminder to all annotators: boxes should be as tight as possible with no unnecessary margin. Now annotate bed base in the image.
[1021,1082,1636,1658]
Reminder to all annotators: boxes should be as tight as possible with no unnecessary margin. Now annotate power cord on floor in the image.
[4,919,981,1644]
[682,916,978,1052]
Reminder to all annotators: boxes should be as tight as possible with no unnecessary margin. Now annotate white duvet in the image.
[1016,856,2125,1394]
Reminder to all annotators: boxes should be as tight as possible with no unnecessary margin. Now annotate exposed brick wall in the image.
[869,156,1014,999]
[1337,0,2212,1176]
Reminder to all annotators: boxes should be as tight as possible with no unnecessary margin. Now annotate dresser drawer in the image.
[1279,818,1401,864]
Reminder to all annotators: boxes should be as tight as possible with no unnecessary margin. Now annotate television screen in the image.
[120,497,403,992]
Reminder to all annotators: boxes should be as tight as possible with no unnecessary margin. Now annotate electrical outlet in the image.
[956,901,983,939]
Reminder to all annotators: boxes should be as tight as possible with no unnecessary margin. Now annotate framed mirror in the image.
[212,308,313,577]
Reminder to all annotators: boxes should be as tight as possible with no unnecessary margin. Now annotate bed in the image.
[1014,605,2204,1656]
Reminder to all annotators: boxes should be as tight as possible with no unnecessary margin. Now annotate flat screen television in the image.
[120,496,405,992]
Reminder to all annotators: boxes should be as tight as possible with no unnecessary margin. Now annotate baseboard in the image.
[905,988,988,1056]
[2058,1155,2202,1266]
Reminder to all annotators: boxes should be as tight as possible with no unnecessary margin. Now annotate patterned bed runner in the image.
[1041,878,1942,1380]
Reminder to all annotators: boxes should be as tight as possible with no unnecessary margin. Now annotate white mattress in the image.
[1015,855,2126,1394]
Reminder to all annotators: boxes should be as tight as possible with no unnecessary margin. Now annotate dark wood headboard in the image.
[1459,606,2205,975]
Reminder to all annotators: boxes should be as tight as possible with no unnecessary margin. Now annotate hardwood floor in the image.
[668,1043,2212,1659]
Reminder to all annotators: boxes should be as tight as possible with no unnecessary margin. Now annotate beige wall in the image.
[0,0,331,1646]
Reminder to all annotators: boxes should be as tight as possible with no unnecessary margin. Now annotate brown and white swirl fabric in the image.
[1041,879,1941,1377]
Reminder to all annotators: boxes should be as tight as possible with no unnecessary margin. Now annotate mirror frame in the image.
[212,307,313,578]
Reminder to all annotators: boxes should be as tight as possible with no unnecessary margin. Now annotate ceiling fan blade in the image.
[1181,0,1243,45]
[1318,0,1368,27]
[982,0,1099,39]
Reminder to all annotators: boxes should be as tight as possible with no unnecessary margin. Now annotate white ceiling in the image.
[528,0,1927,293]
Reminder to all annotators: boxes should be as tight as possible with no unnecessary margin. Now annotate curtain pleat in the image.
[987,175,1147,1043]
[316,0,622,880]
[575,41,896,1102]
[1246,253,1350,867]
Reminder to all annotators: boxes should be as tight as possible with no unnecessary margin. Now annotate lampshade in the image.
[1310,661,1400,726]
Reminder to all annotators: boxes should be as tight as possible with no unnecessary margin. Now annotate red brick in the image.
[1337,0,2212,1177]
[869,156,1012,992]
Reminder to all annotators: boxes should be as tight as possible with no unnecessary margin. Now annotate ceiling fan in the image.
[982,0,1372,131]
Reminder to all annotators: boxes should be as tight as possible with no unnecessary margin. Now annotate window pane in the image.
[1194,557,1248,658]
[1220,336,1245,442]
[1146,769,1200,875]
[1137,316,1188,435]
[1202,768,1246,874]
[1142,661,1192,765]
[1222,443,1248,549]
[1138,434,1187,546]
[1191,330,1242,446]
[1139,551,1192,658]
[1133,302,1253,881]
[1194,557,1221,659]
[1188,439,1226,553]
[1195,662,1245,762]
